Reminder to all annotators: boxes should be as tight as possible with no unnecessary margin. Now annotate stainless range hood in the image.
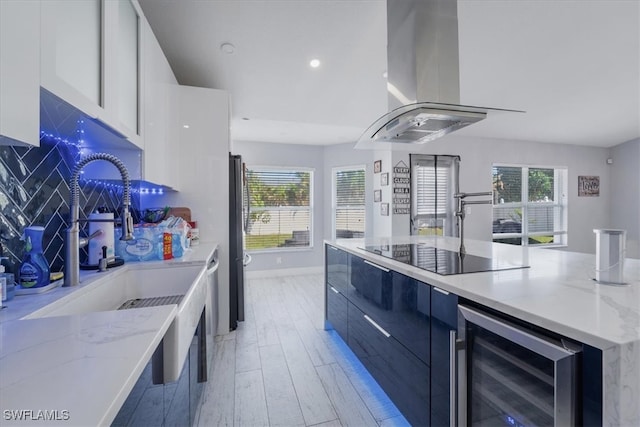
[356,0,522,147]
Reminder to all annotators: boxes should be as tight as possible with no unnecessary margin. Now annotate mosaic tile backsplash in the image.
[0,135,140,273]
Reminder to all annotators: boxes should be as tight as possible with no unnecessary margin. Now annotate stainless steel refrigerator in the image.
[229,153,246,330]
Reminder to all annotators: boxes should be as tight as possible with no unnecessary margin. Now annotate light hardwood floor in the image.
[196,273,410,427]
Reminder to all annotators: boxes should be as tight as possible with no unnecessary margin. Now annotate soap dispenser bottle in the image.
[0,261,15,301]
[19,226,50,289]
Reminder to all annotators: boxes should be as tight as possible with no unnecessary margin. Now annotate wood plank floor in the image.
[196,273,410,427]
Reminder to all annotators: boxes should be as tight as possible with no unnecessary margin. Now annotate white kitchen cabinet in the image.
[0,0,40,146]
[141,19,179,189]
[40,0,143,148]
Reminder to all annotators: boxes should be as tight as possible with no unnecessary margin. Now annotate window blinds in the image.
[410,155,459,236]
[334,168,365,238]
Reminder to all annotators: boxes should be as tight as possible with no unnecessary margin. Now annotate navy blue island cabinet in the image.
[324,244,434,426]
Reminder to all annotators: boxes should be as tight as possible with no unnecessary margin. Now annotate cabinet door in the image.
[326,245,349,294]
[348,302,430,426]
[116,0,140,137]
[430,286,458,427]
[40,0,104,119]
[141,17,179,188]
[326,284,348,341]
[0,0,40,146]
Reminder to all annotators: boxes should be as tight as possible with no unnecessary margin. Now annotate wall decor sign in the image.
[374,189,381,202]
[381,172,389,186]
[374,160,382,174]
[381,203,389,216]
[578,175,600,197]
[392,160,411,214]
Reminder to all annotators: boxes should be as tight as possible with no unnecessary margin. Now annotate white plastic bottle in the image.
[0,263,15,302]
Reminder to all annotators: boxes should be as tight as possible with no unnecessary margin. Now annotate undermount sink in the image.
[24,263,206,383]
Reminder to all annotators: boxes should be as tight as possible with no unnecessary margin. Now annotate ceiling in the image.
[139,0,640,148]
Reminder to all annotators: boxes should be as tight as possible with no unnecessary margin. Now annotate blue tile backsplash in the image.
[0,135,139,273]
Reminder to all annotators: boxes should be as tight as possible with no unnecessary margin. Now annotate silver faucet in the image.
[454,191,493,256]
[64,153,135,287]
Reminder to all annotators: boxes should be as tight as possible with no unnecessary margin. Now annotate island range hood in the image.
[356,0,522,147]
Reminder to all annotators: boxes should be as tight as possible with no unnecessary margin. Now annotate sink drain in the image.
[117,295,184,310]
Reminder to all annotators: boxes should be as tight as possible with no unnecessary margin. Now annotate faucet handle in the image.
[78,229,103,249]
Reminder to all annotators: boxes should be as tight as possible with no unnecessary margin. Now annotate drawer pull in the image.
[364,314,390,338]
[364,259,390,272]
[330,286,339,294]
[433,287,450,296]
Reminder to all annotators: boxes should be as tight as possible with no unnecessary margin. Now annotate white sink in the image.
[25,263,207,383]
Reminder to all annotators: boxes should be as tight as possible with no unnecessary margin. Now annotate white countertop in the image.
[0,306,176,426]
[0,242,218,426]
[328,236,640,350]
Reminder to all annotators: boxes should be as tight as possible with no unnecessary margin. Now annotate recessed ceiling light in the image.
[309,59,321,68]
[220,43,235,54]
[183,125,190,129]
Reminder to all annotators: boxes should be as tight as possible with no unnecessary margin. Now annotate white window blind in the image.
[245,168,313,250]
[492,165,567,246]
[411,155,459,236]
[333,167,365,238]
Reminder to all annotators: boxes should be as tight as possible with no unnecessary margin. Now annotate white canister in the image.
[593,229,626,285]
[88,212,115,265]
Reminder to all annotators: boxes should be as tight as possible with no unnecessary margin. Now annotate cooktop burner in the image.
[361,244,528,275]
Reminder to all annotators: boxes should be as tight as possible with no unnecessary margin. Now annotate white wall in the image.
[396,135,612,254]
[235,141,326,271]
[610,138,640,259]
[231,134,623,271]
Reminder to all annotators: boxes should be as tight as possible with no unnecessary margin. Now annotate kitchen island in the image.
[0,243,218,426]
[326,236,639,426]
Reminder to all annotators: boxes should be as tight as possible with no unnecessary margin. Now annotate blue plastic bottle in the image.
[19,226,50,288]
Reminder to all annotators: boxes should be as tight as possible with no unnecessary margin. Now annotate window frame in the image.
[244,165,314,253]
[331,164,366,240]
[492,163,568,247]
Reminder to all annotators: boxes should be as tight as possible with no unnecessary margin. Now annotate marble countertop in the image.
[0,242,218,426]
[328,236,640,350]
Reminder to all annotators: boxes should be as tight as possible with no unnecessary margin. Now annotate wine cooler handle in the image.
[449,330,457,427]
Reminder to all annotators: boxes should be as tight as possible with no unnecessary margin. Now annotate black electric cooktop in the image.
[361,244,528,276]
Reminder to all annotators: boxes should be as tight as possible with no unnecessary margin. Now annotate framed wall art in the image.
[374,189,381,202]
[381,172,389,186]
[578,175,600,197]
[381,203,389,216]
[374,160,382,174]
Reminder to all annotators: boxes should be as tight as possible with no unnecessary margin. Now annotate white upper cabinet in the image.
[141,18,179,189]
[116,0,140,138]
[40,0,143,148]
[0,1,40,146]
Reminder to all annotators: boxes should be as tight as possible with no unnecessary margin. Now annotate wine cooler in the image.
[453,305,582,426]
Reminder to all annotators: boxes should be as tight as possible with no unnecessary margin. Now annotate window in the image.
[332,166,365,239]
[245,167,313,251]
[492,165,568,246]
[411,155,460,236]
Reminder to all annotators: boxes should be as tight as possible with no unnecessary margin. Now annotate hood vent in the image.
[356,0,522,148]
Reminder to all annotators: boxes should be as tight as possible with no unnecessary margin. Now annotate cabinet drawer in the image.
[326,285,349,342]
[326,245,350,294]
[349,259,430,364]
[349,255,393,311]
[347,302,430,427]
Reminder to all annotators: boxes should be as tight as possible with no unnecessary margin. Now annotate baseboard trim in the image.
[245,266,323,278]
